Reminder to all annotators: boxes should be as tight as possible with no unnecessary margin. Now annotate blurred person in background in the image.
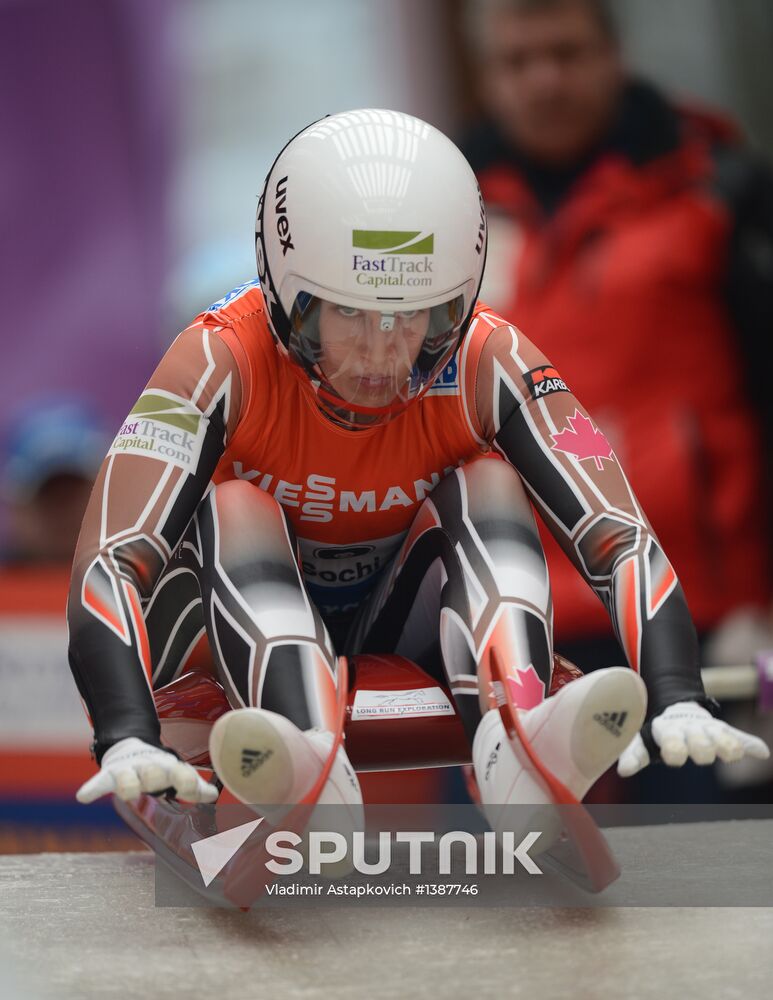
[459,0,773,798]
[459,0,773,788]
[1,400,108,566]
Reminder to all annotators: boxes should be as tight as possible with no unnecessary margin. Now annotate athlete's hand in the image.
[76,737,219,804]
[617,701,771,777]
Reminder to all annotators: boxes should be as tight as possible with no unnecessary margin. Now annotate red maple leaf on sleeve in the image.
[550,410,615,471]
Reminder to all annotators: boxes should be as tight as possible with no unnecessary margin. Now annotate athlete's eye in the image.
[336,306,361,318]
[400,310,419,320]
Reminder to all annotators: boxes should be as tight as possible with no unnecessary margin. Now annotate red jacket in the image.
[464,82,772,639]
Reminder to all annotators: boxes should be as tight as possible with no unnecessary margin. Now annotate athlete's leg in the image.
[193,481,340,730]
[348,455,553,742]
[347,456,645,833]
[143,480,359,807]
[143,520,210,691]
[146,481,337,727]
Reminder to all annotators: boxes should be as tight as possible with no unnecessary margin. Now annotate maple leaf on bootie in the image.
[550,410,614,471]
[505,665,545,709]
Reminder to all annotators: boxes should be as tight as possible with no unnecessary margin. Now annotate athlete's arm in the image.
[471,318,709,721]
[67,322,243,764]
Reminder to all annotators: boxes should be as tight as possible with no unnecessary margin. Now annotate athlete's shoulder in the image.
[461,301,523,365]
[459,300,557,441]
[451,300,523,446]
[199,278,268,328]
[469,299,517,334]
[191,278,277,368]
[470,301,551,383]
[181,279,281,422]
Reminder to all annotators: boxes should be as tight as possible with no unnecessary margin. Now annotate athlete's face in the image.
[317,301,431,407]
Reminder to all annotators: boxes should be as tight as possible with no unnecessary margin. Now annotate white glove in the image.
[76,737,219,804]
[617,701,771,778]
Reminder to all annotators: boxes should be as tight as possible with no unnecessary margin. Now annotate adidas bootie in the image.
[209,707,362,810]
[472,667,647,853]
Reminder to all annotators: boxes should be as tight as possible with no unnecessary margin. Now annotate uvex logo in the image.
[275,175,294,255]
[475,186,486,255]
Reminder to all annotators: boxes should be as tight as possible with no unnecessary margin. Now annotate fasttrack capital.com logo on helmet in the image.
[351,230,434,290]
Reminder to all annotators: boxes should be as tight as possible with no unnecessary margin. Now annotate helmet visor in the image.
[288,292,465,426]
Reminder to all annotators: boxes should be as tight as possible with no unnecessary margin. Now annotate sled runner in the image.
[115,651,622,904]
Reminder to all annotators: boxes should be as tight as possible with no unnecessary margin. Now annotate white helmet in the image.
[255,109,487,428]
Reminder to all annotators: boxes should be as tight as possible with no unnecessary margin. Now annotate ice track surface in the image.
[2,825,773,1000]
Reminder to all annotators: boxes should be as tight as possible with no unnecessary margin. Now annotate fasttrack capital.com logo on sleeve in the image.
[109,391,206,471]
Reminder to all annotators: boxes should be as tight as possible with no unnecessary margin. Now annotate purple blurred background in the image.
[0,0,177,432]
